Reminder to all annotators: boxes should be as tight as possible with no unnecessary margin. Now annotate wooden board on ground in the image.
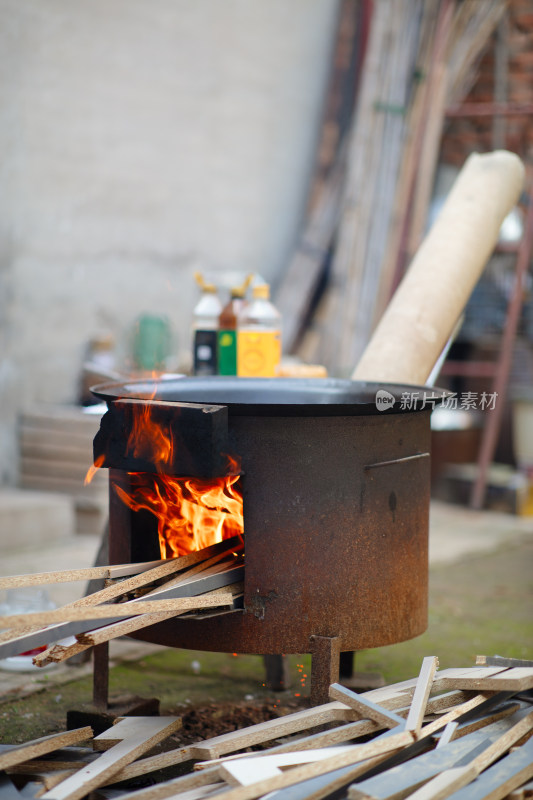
[329,683,404,729]
[440,666,533,692]
[0,730,93,771]
[446,735,533,800]
[40,717,180,800]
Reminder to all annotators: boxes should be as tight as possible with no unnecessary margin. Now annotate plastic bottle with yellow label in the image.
[237,283,281,377]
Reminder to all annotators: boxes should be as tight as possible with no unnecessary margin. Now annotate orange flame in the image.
[114,472,243,558]
[126,400,173,473]
[85,454,106,485]
[113,398,243,558]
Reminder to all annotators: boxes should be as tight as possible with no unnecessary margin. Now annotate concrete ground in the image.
[0,499,531,699]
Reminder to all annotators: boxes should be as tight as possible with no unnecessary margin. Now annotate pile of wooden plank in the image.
[0,537,244,665]
[1,657,532,799]
[19,406,108,535]
[276,0,509,378]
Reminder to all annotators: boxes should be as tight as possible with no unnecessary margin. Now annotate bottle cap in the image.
[252,284,270,300]
[231,273,254,298]
[194,271,217,293]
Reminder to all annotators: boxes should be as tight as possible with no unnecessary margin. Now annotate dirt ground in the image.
[0,537,531,744]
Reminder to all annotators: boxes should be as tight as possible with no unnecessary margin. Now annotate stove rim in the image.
[91,376,449,417]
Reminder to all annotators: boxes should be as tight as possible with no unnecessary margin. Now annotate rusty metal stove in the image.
[93,376,444,703]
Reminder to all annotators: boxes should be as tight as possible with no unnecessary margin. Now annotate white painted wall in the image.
[0,0,338,483]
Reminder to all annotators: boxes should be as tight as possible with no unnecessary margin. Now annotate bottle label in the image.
[193,330,218,375]
[238,330,281,377]
[218,329,237,375]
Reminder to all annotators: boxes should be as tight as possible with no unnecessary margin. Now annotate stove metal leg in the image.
[263,654,291,690]
[92,642,109,711]
[309,635,341,706]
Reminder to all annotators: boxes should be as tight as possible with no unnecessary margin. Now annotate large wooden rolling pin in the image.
[352,150,525,385]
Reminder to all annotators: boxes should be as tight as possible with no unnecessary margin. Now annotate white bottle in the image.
[192,272,222,376]
[237,284,282,377]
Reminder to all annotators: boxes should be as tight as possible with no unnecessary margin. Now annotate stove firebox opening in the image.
[113,470,243,560]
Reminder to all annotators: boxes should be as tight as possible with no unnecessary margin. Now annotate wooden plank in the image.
[437,722,459,749]
[0,534,242,590]
[348,739,487,799]
[404,709,533,800]
[0,556,242,659]
[349,701,525,798]
[220,746,364,787]
[0,593,233,628]
[221,758,281,786]
[195,720,385,771]
[446,735,533,799]
[444,739,533,800]
[35,585,240,665]
[347,709,529,800]
[437,666,508,684]
[197,690,476,774]
[111,702,357,783]
[260,758,394,800]
[440,667,533,692]
[87,583,239,643]
[417,695,492,740]
[111,766,223,800]
[404,765,478,800]
[191,733,414,800]
[92,716,180,751]
[0,730,93,771]
[7,762,89,774]
[188,702,360,761]
[274,148,346,353]
[31,546,240,658]
[405,657,440,736]
[329,683,404,729]
[40,717,180,800]
[476,655,533,669]
[224,755,393,799]
[33,640,92,666]
[0,561,166,590]
[74,575,242,650]
[113,686,472,785]
[506,780,533,800]
[469,709,533,774]
[451,701,520,740]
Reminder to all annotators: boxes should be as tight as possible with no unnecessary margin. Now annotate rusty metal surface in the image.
[310,636,342,706]
[110,408,432,656]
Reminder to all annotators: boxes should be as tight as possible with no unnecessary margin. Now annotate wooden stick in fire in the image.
[0,536,243,646]
[0,539,243,660]
[36,584,243,666]
[30,552,243,667]
[0,594,235,628]
[0,534,243,591]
